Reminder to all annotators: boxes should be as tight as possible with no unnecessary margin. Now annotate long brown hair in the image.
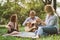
[10,14,17,22]
[10,14,19,31]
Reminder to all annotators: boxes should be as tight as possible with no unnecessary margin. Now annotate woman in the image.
[35,5,59,38]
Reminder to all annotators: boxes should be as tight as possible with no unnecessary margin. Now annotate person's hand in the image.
[14,27,17,30]
[39,22,46,26]
[32,26,36,28]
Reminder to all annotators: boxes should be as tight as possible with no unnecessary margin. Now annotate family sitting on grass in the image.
[6,5,59,38]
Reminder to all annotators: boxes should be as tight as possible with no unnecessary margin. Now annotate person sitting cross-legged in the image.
[6,14,19,34]
[25,21,37,32]
[35,5,59,38]
[23,10,40,32]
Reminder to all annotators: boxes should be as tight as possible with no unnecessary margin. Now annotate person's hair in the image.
[47,0,52,4]
[29,10,36,15]
[44,5,55,15]
[10,14,19,31]
[10,14,17,22]
[25,22,31,26]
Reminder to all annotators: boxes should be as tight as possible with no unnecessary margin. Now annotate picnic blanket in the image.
[3,32,37,38]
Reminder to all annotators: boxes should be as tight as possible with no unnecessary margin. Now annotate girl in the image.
[6,14,19,34]
[36,18,43,27]
[25,21,37,32]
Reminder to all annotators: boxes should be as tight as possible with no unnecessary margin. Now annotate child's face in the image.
[11,16,16,22]
[36,18,41,25]
[36,18,41,23]
[26,22,31,27]
[27,23,31,26]
[29,12,35,19]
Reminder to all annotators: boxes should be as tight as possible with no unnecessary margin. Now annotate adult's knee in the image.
[37,27,43,35]
[38,27,43,30]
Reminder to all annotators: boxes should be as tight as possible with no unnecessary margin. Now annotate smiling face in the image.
[36,18,41,24]
[29,10,36,19]
[10,15,16,22]
[26,22,31,26]
[44,5,54,15]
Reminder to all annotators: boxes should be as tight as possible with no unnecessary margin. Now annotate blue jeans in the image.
[35,26,57,36]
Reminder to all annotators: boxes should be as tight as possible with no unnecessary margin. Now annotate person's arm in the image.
[6,22,11,28]
[25,26,36,32]
[48,16,57,26]
[23,18,29,26]
[36,17,46,26]
[41,21,46,26]
[6,22,12,31]
[41,14,48,26]
[14,22,18,31]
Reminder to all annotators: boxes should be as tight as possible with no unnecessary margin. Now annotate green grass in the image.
[0,26,60,40]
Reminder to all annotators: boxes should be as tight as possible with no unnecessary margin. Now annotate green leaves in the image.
[0,0,45,25]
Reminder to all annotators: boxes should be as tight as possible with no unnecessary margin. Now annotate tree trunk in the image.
[53,0,56,11]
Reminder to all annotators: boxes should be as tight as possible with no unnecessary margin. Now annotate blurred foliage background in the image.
[0,0,45,25]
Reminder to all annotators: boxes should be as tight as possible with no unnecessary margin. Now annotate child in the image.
[25,21,37,32]
[34,18,43,36]
[6,14,19,34]
[36,18,42,27]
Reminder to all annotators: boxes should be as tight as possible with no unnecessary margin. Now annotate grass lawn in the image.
[0,25,60,40]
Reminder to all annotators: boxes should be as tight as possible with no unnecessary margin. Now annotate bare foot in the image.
[35,35,40,38]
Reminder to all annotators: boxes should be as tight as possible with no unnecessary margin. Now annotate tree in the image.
[0,0,45,25]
